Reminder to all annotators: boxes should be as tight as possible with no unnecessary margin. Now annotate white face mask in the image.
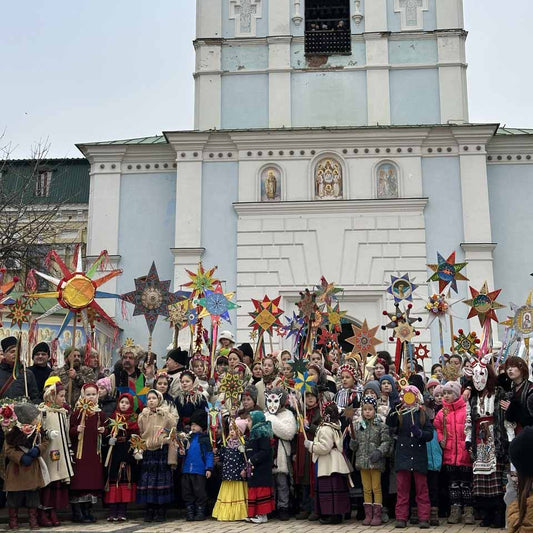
[266,392,282,414]
[472,362,488,392]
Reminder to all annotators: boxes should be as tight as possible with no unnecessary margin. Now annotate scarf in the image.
[249,410,273,439]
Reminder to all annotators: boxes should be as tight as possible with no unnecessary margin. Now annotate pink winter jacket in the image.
[433,395,472,467]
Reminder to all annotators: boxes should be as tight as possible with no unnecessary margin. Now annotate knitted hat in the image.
[510,426,533,476]
[443,380,461,400]
[361,395,377,411]
[434,384,444,396]
[363,380,381,397]
[96,377,112,394]
[375,357,390,374]
[242,384,258,403]
[14,403,40,424]
[190,409,208,431]
[32,342,50,357]
[1,336,17,352]
[234,417,248,435]
[166,347,189,367]
[426,377,440,390]
[379,374,395,387]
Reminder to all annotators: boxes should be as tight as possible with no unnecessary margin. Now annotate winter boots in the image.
[371,504,382,526]
[186,505,196,522]
[28,508,39,530]
[430,507,440,526]
[363,503,373,525]
[448,504,462,524]
[463,506,475,525]
[8,508,18,530]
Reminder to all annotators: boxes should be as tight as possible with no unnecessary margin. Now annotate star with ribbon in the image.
[249,295,284,335]
[382,302,422,342]
[463,281,505,326]
[198,284,239,324]
[346,319,382,358]
[414,343,430,361]
[184,262,219,298]
[427,251,468,294]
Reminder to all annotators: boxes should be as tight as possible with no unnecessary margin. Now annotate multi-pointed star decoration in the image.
[427,251,468,294]
[315,276,343,307]
[198,285,239,325]
[425,291,461,328]
[387,273,418,303]
[323,303,347,333]
[501,291,533,339]
[346,319,383,358]
[463,281,505,326]
[249,295,284,335]
[183,263,219,298]
[453,328,480,356]
[382,302,422,342]
[414,343,430,361]
[31,248,122,338]
[296,289,318,320]
[121,262,189,334]
[168,301,190,330]
[6,298,32,329]
[280,312,305,341]
[317,328,339,346]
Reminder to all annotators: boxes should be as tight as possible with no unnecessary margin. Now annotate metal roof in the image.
[496,127,533,135]
[80,135,166,146]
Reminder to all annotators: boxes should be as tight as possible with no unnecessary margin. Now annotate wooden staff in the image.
[105,415,125,467]
[76,410,87,459]
[291,390,308,440]
[68,315,77,406]
[447,289,455,344]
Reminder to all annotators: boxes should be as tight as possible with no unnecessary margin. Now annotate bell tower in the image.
[194,0,469,130]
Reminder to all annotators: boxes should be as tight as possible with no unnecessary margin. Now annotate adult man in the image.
[87,348,104,380]
[0,336,39,402]
[165,347,189,399]
[27,342,53,401]
[51,346,96,407]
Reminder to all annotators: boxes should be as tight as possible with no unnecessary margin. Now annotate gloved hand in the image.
[349,438,357,451]
[465,441,472,452]
[21,453,33,466]
[134,452,143,461]
[47,429,59,440]
[410,425,423,438]
[369,449,383,463]
[108,437,117,446]
[304,440,313,450]
[28,446,40,458]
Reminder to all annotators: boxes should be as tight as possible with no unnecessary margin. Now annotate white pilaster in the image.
[437,33,468,123]
[364,0,388,32]
[365,34,390,125]
[269,0,290,35]
[196,0,222,38]
[268,36,291,128]
[194,41,222,130]
[436,0,464,29]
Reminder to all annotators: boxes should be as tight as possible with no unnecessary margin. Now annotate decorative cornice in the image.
[460,242,497,261]
[233,197,428,216]
[170,247,206,257]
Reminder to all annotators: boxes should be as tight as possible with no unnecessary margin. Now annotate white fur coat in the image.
[265,408,297,474]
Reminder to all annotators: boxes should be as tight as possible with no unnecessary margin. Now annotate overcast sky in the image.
[2,1,531,159]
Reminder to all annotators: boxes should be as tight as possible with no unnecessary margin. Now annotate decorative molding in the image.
[292,0,303,26]
[171,247,206,258]
[394,0,429,31]
[460,243,497,262]
[353,0,364,25]
[233,197,428,216]
[229,0,262,37]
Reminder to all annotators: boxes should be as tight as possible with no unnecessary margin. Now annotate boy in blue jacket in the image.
[180,409,214,521]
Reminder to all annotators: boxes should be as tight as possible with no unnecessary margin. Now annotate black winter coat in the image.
[386,409,433,474]
[245,436,273,488]
[507,381,533,429]
[0,363,39,403]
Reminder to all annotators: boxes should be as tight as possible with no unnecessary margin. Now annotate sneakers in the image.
[250,514,268,523]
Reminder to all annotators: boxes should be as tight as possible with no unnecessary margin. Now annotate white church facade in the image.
[78,0,533,361]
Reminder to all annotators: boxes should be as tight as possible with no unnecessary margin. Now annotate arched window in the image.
[376,161,399,199]
[315,157,343,200]
[305,0,351,55]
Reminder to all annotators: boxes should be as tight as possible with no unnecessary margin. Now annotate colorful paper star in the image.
[463,282,505,326]
[289,357,309,375]
[425,291,461,328]
[117,374,150,411]
[427,251,468,294]
[168,300,189,329]
[315,276,343,307]
[183,262,219,298]
[452,329,480,356]
[414,343,430,361]
[6,298,32,329]
[387,273,418,303]
[296,289,318,320]
[382,302,422,342]
[198,285,239,324]
[501,291,533,339]
[121,262,189,334]
[294,371,316,392]
[323,303,347,333]
[249,295,284,335]
[219,372,244,401]
[317,329,339,346]
[31,248,122,338]
[346,319,382,358]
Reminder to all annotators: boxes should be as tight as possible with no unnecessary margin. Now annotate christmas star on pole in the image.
[427,251,468,294]
[501,291,533,339]
[184,262,219,298]
[387,273,418,303]
[198,285,239,324]
[346,319,382,358]
[315,276,343,307]
[323,303,347,333]
[463,281,505,326]
[249,295,284,334]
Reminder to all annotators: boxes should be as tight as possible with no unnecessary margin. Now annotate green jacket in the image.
[349,417,392,472]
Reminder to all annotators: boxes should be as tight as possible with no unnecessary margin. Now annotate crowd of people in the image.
[0,330,532,531]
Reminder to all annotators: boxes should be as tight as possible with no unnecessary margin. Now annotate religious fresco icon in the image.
[260,167,281,202]
[376,162,399,199]
[315,158,343,200]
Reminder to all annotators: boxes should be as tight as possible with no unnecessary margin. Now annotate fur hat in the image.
[361,395,377,411]
[443,380,461,400]
[1,336,17,353]
[14,402,40,425]
[242,384,258,403]
[219,330,235,344]
[190,409,208,431]
[166,347,189,367]
[426,377,440,390]
[363,380,381,397]
[118,341,145,363]
[510,426,533,476]
[32,342,50,357]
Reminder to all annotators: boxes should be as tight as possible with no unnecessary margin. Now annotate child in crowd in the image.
[244,411,275,523]
[255,355,281,411]
[379,374,400,413]
[103,393,139,521]
[137,389,178,522]
[350,396,392,525]
[175,370,208,431]
[69,383,106,523]
[434,381,474,524]
[212,418,248,521]
[180,410,214,521]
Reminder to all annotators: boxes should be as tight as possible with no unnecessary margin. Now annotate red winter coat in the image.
[433,396,472,467]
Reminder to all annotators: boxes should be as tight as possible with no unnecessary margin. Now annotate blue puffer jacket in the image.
[183,432,214,475]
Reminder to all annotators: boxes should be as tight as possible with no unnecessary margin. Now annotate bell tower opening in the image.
[305,0,351,56]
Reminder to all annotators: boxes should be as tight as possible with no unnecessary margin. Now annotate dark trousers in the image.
[181,473,207,507]
[427,470,440,508]
[445,465,472,507]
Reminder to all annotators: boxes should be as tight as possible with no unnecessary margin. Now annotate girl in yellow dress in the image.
[212,418,248,521]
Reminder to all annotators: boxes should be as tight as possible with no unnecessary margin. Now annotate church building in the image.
[78,0,533,360]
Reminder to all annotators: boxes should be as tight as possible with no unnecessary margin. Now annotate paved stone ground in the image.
[0,519,503,533]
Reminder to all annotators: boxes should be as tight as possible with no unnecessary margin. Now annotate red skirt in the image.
[40,482,69,510]
[104,483,137,504]
[247,486,275,516]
